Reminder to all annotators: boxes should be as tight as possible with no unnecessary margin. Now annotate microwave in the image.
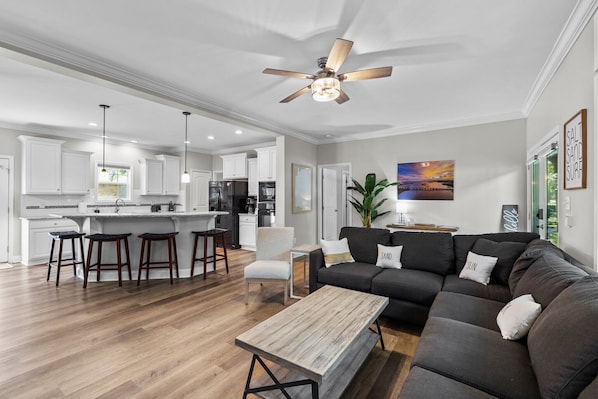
[258,182,275,202]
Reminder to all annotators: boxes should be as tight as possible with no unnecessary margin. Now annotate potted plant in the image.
[349,173,397,228]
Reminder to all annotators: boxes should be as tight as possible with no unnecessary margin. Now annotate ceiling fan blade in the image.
[263,68,315,80]
[280,85,311,103]
[338,66,393,82]
[325,38,353,72]
[335,89,350,104]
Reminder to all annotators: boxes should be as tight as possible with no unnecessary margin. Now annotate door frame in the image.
[0,155,15,263]
[317,163,352,241]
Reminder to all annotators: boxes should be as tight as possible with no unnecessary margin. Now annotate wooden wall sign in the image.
[564,109,587,190]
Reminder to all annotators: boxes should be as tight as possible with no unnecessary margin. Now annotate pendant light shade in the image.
[181,111,191,183]
[98,104,110,183]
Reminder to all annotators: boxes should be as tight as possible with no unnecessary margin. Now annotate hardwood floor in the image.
[0,250,420,398]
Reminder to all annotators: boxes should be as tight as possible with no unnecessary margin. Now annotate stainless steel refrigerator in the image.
[209,181,248,248]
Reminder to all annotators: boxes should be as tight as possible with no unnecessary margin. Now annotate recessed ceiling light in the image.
[325,134,334,138]
[88,122,98,127]
[208,136,215,140]
[184,140,191,144]
[131,139,138,143]
[235,129,243,135]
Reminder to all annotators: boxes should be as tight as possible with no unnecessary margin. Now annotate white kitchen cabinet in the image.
[247,158,258,196]
[61,150,92,194]
[256,146,276,181]
[156,154,180,195]
[21,218,79,266]
[239,214,257,251]
[139,158,164,195]
[18,135,64,194]
[221,153,247,179]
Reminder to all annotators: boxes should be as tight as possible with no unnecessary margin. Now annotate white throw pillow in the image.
[458,251,498,285]
[376,244,403,269]
[320,237,355,268]
[497,294,542,340]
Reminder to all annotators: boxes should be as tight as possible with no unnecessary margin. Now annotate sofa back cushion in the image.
[390,231,454,275]
[470,238,526,285]
[453,232,539,274]
[509,239,566,293]
[528,276,598,399]
[512,253,588,309]
[339,227,391,264]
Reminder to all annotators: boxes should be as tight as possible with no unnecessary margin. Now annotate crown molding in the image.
[522,0,598,116]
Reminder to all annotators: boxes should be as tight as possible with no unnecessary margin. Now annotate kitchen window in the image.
[96,162,131,201]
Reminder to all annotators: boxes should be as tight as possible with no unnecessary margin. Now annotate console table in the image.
[387,224,459,233]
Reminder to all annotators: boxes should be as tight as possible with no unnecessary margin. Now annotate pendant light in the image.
[181,111,191,183]
[98,104,110,182]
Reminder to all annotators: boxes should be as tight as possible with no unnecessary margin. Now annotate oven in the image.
[258,182,276,202]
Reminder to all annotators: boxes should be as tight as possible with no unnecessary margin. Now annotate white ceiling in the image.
[0,0,593,154]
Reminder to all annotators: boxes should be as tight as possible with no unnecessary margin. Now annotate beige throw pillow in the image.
[320,237,355,268]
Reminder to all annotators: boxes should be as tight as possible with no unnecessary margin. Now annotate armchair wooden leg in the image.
[245,280,249,305]
[283,280,289,305]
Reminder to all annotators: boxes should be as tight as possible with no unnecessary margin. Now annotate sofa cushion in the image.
[412,317,540,399]
[317,261,382,292]
[390,231,454,275]
[512,253,588,309]
[371,268,444,306]
[471,238,526,285]
[509,239,566,294]
[454,232,539,274]
[429,291,503,332]
[399,367,499,399]
[528,276,598,399]
[442,274,512,303]
[339,227,390,264]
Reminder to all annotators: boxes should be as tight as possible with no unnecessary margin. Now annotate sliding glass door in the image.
[528,143,558,245]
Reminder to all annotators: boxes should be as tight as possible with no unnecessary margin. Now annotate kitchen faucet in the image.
[115,198,125,213]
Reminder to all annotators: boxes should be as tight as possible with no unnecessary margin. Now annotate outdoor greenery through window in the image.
[97,163,131,201]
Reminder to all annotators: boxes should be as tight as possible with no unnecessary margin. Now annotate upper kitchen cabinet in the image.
[256,146,276,181]
[156,154,180,195]
[247,158,258,196]
[18,135,64,194]
[139,158,164,195]
[221,153,247,179]
[61,150,92,194]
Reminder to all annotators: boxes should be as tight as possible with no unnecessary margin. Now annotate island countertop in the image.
[48,211,229,282]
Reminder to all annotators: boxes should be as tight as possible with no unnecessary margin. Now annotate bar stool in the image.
[137,232,179,285]
[84,233,132,288]
[47,231,85,286]
[190,228,229,279]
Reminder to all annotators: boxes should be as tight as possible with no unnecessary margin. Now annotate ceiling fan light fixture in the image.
[311,77,340,102]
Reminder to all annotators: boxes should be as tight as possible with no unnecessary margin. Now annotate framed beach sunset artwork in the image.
[397,160,455,200]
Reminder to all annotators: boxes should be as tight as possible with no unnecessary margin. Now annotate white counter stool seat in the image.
[244,227,294,305]
[84,233,132,288]
[47,231,85,286]
[137,232,179,285]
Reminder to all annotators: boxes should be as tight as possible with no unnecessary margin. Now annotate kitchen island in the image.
[50,211,228,282]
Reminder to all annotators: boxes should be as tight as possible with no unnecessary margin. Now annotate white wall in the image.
[318,119,528,234]
[527,20,595,267]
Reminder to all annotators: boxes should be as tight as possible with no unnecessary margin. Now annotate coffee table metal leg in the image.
[369,319,385,351]
[243,354,319,398]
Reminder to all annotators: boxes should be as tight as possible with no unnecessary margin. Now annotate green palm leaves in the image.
[348,173,397,227]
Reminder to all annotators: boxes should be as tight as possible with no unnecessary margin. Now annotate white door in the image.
[0,158,9,262]
[191,170,211,212]
[322,167,338,240]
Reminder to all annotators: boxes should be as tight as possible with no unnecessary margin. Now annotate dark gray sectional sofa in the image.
[308,227,598,399]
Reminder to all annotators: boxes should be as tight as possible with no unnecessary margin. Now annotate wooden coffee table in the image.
[235,285,389,398]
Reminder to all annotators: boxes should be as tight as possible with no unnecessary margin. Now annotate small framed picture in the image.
[563,109,587,190]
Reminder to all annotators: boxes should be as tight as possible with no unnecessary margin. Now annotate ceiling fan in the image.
[263,38,393,104]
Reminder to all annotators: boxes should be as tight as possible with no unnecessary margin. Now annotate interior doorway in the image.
[317,163,351,240]
[0,156,13,263]
[190,170,211,212]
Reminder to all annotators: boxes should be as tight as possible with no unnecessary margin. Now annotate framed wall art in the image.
[397,160,454,200]
[292,163,312,213]
[564,109,587,190]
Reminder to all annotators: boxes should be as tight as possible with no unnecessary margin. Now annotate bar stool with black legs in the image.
[190,228,229,279]
[137,232,179,285]
[47,231,86,286]
[84,233,132,288]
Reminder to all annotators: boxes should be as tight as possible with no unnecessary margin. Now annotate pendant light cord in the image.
[183,111,190,173]
[100,104,110,171]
